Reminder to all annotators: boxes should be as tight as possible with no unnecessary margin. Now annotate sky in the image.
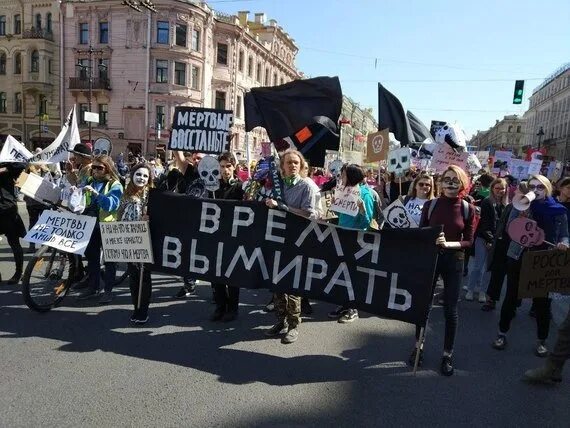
[211,0,570,138]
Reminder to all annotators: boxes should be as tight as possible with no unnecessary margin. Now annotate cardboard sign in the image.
[383,199,418,229]
[19,172,61,204]
[100,221,154,263]
[23,210,96,256]
[518,250,570,297]
[510,159,530,181]
[387,147,412,176]
[331,185,360,216]
[320,190,338,220]
[0,135,32,163]
[507,217,545,247]
[366,128,389,162]
[527,158,543,176]
[491,150,512,174]
[430,144,469,173]
[168,107,233,155]
[343,150,363,166]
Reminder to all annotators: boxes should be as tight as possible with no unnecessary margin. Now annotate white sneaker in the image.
[465,291,474,301]
[478,292,487,303]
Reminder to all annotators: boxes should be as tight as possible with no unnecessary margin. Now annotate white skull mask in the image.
[198,155,221,192]
[435,123,466,151]
[329,160,344,181]
[387,147,411,176]
[387,206,411,228]
[93,138,112,156]
[132,167,150,188]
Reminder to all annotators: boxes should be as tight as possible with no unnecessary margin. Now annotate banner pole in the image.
[137,263,144,310]
[398,176,402,197]
[413,327,425,375]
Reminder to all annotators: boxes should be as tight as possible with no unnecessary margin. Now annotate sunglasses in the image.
[91,165,105,171]
[417,183,431,188]
[528,184,545,191]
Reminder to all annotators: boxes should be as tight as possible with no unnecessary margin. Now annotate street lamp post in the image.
[537,126,545,150]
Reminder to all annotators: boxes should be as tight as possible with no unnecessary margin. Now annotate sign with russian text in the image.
[518,250,570,297]
[0,135,32,163]
[100,221,154,263]
[23,210,96,256]
[168,107,233,155]
[320,190,338,220]
[331,185,360,216]
[148,191,441,325]
[431,144,469,173]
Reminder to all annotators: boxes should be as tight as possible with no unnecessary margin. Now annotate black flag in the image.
[244,76,342,142]
[377,83,414,147]
[407,110,434,145]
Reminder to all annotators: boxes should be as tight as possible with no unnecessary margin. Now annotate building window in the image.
[191,65,200,90]
[99,22,109,44]
[247,56,253,77]
[14,52,22,74]
[238,50,244,72]
[191,28,201,51]
[265,68,269,86]
[273,72,277,86]
[156,105,165,129]
[46,13,52,33]
[256,62,261,82]
[0,54,5,74]
[236,95,242,118]
[215,91,226,110]
[0,16,5,36]
[98,58,109,80]
[14,92,22,114]
[175,24,186,47]
[174,62,186,85]
[217,43,228,65]
[79,23,89,44]
[516,125,521,133]
[0,92,6,113]
[79,103,88,125]
[99,104,108,125]
[31,50,39,72]
[156,60,168,83]
[38,95,47,115]
[508,125,512,133]
[48,59,52,74]
[157,21,169,44]
[14,14,21,34]
[35,13,42,30]
[77,58,88,78]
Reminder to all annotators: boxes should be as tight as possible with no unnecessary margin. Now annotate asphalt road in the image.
[0,204,569,427]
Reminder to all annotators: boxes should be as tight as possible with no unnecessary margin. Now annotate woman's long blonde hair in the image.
[408,173,435,200]
[91,154,121,184]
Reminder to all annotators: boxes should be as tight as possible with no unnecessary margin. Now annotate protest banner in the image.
[343,150,363,166]
[320,190,338,220]
[23,210,96,256]
[148,191,441,325]
[518,249,570,298]
[331,185,360,216]
[466,153,482,174]
[366,129,389,162]
[430,144,469,173]
[168,107,233,155]
[28,106,80,164]
[0,135,32,163]
[475,151,490,166]
[491,150,512,174]
[100,221,154,263]
[527,158,543,176]
[19,172,61,204]
[510,159,530,181]
[383,199,418,229]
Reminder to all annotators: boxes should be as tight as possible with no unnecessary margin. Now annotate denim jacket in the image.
[507,206,569,260]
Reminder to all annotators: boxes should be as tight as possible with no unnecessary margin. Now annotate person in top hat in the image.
[66,143,92,187]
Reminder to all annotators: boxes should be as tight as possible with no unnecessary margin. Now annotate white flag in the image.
[29,106,81,164]
[0,135,33,163]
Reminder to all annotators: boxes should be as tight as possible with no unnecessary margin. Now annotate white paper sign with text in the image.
[100,221,154,263]
[383,199,418,229]
[23,210,96,256]
[331,185,360,217]
[0,135,32,163]
[431,144,469,173]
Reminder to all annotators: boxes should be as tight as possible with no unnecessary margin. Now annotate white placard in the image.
[492,150,513,174]
[320,190,338,220]
[343,150,363,166]
[510,159,530,181]
[100,221,154,263]
[430,144,469,173]
[23,210,96,256]
[19,172,61,204]
[84,111,100,123]
[383,199,418,229]
[475,151,489,166]
[527,158,543,176]
[331,185,360,216]
[0,135,32,163]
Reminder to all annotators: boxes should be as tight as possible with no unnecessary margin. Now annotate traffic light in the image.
[513,80,524,104]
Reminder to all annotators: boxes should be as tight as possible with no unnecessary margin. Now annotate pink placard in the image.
[507,217,545,247]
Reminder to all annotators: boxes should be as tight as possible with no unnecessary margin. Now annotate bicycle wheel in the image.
[21,246,76,312]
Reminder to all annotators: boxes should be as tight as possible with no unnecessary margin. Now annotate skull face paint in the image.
[133,167,150,188]
[528,179,546,200]
[197,155,221,192]
[441,170,462,197]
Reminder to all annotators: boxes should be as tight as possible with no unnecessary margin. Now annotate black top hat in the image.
[69,143,92,157]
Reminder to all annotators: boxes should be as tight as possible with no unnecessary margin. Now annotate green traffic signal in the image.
[513,80,524,104]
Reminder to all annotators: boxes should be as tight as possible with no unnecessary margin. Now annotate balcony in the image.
[22,28,54,42]
[69,77,111,91]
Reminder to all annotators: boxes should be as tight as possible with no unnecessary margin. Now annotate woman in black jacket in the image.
[466,178,507,302]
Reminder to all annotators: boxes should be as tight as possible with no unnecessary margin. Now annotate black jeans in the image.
[128,264,152,318]
[85,220,116,293]
[416,250,463,353]
[213,283,240,313]
[499,258,551,340]
[485,238,509,301]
